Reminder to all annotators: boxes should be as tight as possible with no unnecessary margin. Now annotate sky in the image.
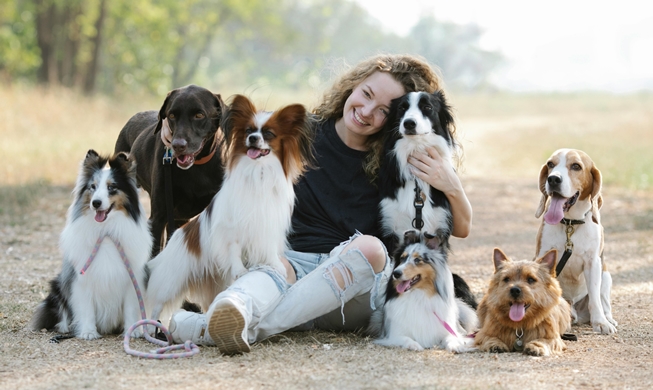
[353,0,653,92]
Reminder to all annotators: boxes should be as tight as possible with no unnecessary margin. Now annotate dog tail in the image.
[453,273,478,310]
[30,277,70,332]
[456,298,479,334]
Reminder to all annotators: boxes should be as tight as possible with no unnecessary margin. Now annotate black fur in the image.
[114,85,226,257]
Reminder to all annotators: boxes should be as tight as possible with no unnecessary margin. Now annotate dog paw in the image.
[607,316,618,327]
[129,327,144,339]
[404,340,424,351]
[488,346,507,353]
[524,342,550,357]
[78,330,101,340]
[593,320,617,334]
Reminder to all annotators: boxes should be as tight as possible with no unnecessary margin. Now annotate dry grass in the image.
[452,92,653,190]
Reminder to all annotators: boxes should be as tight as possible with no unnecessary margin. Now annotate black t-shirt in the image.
[288,118,384,254]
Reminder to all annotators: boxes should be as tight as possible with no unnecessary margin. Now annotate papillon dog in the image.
[145,94,313,323]
[31,150,152,339]
[368,231,477,352]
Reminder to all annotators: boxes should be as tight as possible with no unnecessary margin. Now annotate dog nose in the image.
[510,286,521,299]
[392,269,403,279]
[247,134,260,144]
[403,119,417,134]
[172,138,187,153]
[547,174,562,186]
[92,199,102,209]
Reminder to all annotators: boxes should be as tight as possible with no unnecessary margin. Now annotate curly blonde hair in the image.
[313,54,451,180]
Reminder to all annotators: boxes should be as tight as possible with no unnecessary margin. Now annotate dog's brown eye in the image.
[547,161,554,169]
[527,277,536,284]
[571,163,582,171]
[168,114,175,120]
[262,130,276,140]
[423,105,433,112]
[503,277,510,283]
[195,113,205,119]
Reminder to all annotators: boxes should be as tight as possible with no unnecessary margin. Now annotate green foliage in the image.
[1,0,502,95]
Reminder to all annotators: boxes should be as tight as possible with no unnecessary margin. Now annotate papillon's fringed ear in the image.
[155,89,177,133]
[536,249,558,276]
[590,165,603,224]
[535,164,549,218]
[493,248,509,273]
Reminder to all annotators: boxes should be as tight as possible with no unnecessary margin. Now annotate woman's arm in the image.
[407,146,472,238]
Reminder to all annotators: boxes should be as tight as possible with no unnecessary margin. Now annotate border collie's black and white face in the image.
[390,91,454,146]
[73,150,140,223]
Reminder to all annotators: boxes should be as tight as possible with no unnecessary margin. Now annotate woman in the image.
[166,54,472,354]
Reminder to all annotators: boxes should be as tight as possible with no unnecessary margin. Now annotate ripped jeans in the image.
[250,232,393,342]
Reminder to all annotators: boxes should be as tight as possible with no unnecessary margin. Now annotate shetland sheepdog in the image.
[145,94,313,322]
[368,231,477,352]
[30,150,152,339]
[379,90,456,251]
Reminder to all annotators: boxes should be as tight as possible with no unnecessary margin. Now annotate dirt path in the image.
[1,177,652,389]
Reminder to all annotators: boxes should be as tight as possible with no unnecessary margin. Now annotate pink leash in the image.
[80,235,200,359]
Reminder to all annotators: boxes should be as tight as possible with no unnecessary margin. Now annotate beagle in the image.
[535,148,617,334]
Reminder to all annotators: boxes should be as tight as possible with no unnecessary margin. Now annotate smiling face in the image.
[336,71,405,149]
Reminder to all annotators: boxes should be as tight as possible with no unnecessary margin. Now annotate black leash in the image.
[163,147,176,239]
[412,179,424,230]
[555,218,585,277]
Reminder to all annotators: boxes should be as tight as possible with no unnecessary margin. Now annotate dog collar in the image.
[193,139,218,165]
[560,218,585,225]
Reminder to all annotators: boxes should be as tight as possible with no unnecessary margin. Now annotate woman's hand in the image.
[408,146,472,238]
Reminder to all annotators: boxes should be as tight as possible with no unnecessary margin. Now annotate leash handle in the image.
[80,235,199,359]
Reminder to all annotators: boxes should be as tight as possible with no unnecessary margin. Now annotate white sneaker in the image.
[168,310,215,346]
[207,298,250,355]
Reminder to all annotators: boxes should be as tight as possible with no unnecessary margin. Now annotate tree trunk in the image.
[83,0,106,95]
[34,0,57,85]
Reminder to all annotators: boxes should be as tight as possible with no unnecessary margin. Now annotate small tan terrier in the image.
[475,248,571,356]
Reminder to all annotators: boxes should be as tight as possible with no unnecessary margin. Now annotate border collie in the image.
[145,94,313,323]
[31,150,152,339]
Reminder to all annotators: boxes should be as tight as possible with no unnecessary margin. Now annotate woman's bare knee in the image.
[344,235,386,273]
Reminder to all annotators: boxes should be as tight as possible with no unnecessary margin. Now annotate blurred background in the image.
[1,0,652,193]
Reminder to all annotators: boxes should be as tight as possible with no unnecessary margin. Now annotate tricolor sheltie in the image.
[145,94,313,322]
[379,90,456,251]
[30,150,152,339]
[368,231,477,352]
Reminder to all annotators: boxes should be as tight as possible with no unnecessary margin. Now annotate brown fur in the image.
[182,217,202,258]
[475,248,571,356]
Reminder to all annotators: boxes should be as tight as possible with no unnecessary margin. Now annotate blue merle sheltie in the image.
[30,150,152,339]
[368,231,477,352]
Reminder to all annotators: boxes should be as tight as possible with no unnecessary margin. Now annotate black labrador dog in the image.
[115,85,225,257]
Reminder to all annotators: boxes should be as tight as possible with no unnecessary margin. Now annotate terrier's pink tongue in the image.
[509,303,525,322]
[544,196,566,225]
[95,210,107,223]
[396,280,411,294]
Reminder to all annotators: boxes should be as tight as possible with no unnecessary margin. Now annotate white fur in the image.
[58,166,151,339]
[537,149,616,334]
[146,137,295,323]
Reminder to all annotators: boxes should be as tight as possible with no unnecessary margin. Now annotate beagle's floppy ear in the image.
[590,164,603,224]
[155,89,178,133]
[535,163,549,218]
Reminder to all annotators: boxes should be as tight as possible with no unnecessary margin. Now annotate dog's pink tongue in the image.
[509,303,526,322]
[396,280,411,294]
[247,148,261,159]
[544,195,566,225]
[95,210,107,223]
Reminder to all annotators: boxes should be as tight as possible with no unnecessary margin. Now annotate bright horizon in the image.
[354,0,653,92]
